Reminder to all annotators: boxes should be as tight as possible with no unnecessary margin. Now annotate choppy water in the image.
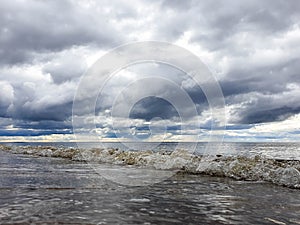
[4,142,300,160]
[0,142,300,224]
[1,142,300,188]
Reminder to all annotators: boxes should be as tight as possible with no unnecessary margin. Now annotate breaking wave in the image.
[1,144,299,188]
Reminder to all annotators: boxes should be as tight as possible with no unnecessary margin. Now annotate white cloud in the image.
[250,114,300,133]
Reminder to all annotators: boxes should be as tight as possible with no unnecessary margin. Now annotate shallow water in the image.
[0,150,300,224]
[1,143,300,188]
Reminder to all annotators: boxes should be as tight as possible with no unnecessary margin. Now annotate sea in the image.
[0,142,299,224]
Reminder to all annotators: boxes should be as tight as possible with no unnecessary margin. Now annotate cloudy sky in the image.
[0,0,299,142]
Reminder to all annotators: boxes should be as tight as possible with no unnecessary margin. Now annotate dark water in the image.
[0,147,300,224]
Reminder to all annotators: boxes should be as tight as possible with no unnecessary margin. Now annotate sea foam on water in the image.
[0,144,299,188]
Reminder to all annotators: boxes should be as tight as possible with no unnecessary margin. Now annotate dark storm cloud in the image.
[129,97,180,121]
[11,101,74,122]
[0,128,71,137]
[14,120,72,130]
[2,77,76,122]
[226,84,300,124]
[0,72,77,140]
[240,106,300,124]
[158,0,300,125]
[0,100,73,137]
[0,0,123,65]
[155,0,300,126]
[220,57,300,124]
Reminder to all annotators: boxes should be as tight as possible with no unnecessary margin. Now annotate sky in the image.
[0,0,300,142]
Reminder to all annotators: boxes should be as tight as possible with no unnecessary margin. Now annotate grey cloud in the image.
[240,106,300,124]
[157,0,300,126]
[0,0,124,65]
[0,117,72,137]
[12,101,74,122]
[129,96,179,121]
[11,83,75,121]
[14,120,72,130]
[42,53,87,84]
[91,62,214,122]
[0,69,77,123]
[161,0,194,10]
[0,128,71,137]
[0,81,14,117]
[220,56,300,100]
[227,84,300,124]
[0,0,300,140]
[161,0,300,37]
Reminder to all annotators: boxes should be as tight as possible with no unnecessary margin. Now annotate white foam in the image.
[128,198,150,203]
[1,145,299,188]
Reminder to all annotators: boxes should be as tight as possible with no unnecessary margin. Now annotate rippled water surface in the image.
[0,147,300,224]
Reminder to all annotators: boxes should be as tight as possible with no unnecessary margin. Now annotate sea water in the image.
[0,142,299,224]
[3,142,300,160]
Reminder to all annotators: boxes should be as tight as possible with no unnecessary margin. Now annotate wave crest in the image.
[1,145,299,188]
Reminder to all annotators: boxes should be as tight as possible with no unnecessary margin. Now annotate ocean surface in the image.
[0,142,299,224]
[2,141,300,160]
